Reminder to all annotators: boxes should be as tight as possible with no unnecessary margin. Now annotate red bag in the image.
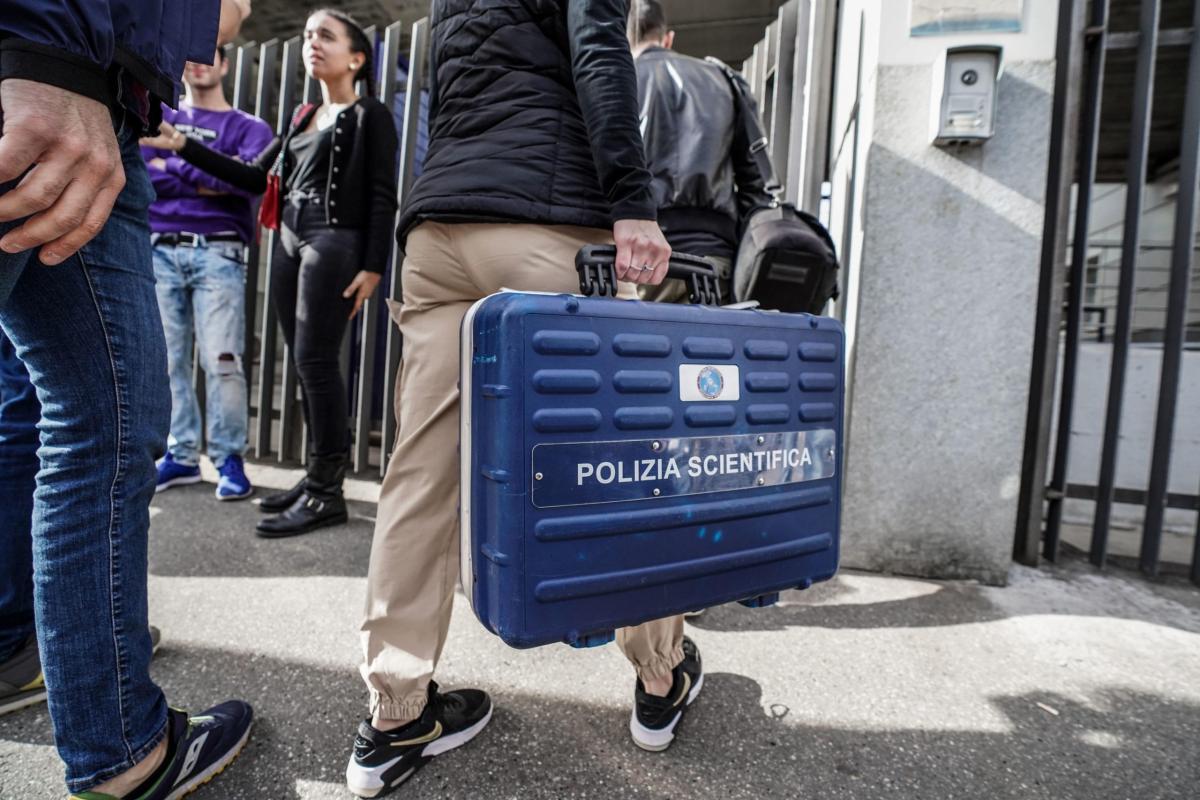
[258,103,316,231]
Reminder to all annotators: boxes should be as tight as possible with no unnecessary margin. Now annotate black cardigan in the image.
[179,97,399,274]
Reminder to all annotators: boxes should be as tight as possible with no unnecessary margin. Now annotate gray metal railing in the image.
[1017,0,1200,584]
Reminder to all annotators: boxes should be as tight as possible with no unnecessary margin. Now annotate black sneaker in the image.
[1,627,161,717]
[0,635,43,716]
[345,681,492,797]
[71,700,253,800]
[629,636,703,752]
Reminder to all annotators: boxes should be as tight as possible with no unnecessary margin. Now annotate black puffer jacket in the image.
[397,0,656,243]
[636,47,774,259]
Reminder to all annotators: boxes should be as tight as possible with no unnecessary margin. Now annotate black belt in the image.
[156,232,244,247]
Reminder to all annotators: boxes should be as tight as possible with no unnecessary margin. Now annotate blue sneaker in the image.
[71,700,254,800]
[156,453,201,493]
[216,455,253,501]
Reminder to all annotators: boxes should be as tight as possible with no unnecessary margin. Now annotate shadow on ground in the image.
[685,555,1200,636]
[148,483,375,578]
[3,640,1197,800]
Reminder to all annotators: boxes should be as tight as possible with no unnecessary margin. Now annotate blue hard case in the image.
[460,274,844,648]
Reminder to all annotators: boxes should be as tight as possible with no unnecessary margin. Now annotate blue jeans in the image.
[0,332,38,661]
[0,126,171,791]
[152,238,248,467]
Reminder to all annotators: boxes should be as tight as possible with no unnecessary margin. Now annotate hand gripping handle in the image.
[574,244,723,306]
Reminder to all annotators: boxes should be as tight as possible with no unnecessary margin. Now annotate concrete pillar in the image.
[829,2,1059,584]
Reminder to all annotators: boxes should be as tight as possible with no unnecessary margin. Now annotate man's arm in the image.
[566,0,670,285]
[219,0,252,46]
[147,161,200,200]
[166,120,274,198]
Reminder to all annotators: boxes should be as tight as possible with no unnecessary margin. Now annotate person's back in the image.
[637,48,742,259]
[398,0,655,238]
[630,0,773,301]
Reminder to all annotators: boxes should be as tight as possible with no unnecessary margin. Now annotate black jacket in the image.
[180,97,399,273]
[635,47,773,259]
[396,0,656,243]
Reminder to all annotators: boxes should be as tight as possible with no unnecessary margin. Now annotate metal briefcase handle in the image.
[574,244,723,306]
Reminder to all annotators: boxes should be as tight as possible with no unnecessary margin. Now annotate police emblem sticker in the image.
[679,364,740,402]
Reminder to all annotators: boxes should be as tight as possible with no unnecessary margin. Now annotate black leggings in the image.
[274,202,363,460]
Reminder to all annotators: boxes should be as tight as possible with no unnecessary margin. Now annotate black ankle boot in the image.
[258,475,307,513]
[255,455,348,538]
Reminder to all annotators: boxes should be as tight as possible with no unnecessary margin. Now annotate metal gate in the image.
[1017,0,1200,584]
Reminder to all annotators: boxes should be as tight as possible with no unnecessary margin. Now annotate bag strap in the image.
[269,103,318,175]
[290,102,317,132]
[706,57,782,200]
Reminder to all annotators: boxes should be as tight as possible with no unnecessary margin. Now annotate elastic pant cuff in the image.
[167,450,200,467]
[631,644,685,683]
[369,690,428,725]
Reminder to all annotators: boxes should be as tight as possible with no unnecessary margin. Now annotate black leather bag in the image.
[709,58,840,313]
[733,203,839,313]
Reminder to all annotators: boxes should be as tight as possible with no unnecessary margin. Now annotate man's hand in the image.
[343,270,381,320]
[613,218,671,285]
[0,80,125,266]
[140,121,185,152]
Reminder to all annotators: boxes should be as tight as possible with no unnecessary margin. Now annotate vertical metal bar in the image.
[784,0,812,208]
[354,25,377,98]
[1091,0,1160,567]
[770,2,798,181]
[1043,0,1110,562]
[1193,480,1200,585]
[281,51,315,462]
[747,42,762,98]
[805,0,837,213]
[761,20,781,143]
[353,22,401,474]
[339,29,378,473]
[255,36,299,459]
[245,40,277,436]
[381,17,429,476]
[232,43,256,111]
[1142,2,1200,576]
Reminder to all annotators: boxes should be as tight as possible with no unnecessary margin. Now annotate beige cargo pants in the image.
[360,221,684,721]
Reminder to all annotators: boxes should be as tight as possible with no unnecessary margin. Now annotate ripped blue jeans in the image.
[151,237,248,467]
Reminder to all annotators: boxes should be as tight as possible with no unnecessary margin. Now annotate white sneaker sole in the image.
[156,474,202,493]
[630,673,704,752]
[0,688,47,717]
[215,486,254,502]
[346,704,494,798]
[166,718,253,800]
